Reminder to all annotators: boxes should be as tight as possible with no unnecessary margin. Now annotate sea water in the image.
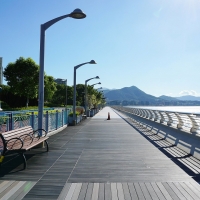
[126,106,200,115]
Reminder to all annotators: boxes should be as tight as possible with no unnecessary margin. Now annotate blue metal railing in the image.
[0,108,72,133]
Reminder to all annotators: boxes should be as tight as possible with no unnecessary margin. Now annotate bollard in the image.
[107,112,110,120]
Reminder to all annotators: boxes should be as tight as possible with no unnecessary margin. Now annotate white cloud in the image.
[179,90,200,96]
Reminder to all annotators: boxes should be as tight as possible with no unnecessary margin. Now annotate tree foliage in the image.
[2,57,105,109]
[3,57,39,106]
[51,84,73,106]
[44,75,57,102]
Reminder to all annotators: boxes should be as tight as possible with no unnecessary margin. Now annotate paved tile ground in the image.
[0,107,200,199]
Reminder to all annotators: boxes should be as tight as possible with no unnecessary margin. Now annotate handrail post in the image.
[175,113,184,129]
[31,112,35,129]
[144,110,149,118]
[138,109,143,117]
[45,111,49,132]
[62,109,64,127]
[66,109,68,124]
[188,114,199,133]
[141,109,145,118]
[159,111,165,123]
[149,110,153,120]
[153,110,158,121]
[6,113,10,131]
[166,112,173,126]
[56,110,58,130]
[7,113,14,131]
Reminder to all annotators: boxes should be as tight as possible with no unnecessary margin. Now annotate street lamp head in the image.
[95,76,99,79]
[89,60,96,64]
[98,82,101,84]
[70,9,86,19]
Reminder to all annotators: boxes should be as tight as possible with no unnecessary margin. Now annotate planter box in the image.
[68,115,82,125]
[76,115,82,124]
[87,110,91,117]
[90,110,94,117]
[68,116,73,125]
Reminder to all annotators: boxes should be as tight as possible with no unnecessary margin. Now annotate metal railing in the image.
[112,106,200,133]
[0,108,72,133]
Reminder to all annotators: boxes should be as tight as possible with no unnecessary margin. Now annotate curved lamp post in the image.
[90,82,101,87]
[85,76,100,115]
[0,87,2,111]
[38,9,86,132]
[65,79,67,107]
[73,60,96,125]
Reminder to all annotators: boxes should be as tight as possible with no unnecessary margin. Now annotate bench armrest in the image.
[33,129,47,138]
[19,133,34,145]
[6,137,24,150]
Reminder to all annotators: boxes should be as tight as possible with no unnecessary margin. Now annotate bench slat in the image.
[2,126,33,136]
[4,132,33,141]
[23,137,49,150]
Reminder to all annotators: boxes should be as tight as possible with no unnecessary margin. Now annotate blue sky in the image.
[1,0,200,97]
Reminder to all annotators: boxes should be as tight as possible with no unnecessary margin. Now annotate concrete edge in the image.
[47,125,68,137]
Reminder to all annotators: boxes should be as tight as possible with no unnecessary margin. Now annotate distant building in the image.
[0,57,3,85]
[54,78,67,85]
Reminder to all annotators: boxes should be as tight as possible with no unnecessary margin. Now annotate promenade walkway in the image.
[0,107,200,199]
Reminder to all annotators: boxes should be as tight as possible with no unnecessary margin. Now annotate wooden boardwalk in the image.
[0,107,200,199]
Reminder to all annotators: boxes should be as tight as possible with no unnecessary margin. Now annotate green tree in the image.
[44,75,57,102]
[86,86,104,109]
[3,57,39,107]
[76,84,85,106]
[52,84,73,106]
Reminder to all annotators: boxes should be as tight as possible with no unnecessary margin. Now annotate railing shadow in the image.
[112,109,200,183]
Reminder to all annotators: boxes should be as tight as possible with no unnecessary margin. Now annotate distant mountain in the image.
[103,86,200,104]
[159,95,179,101]
[101,88,116,94]
[104,86,160,102]
[175,95,200,101]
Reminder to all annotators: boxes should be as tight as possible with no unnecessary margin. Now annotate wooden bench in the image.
[0,126,49,170]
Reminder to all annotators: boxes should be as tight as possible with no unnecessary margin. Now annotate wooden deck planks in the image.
[127,183,138,200]
[104,183,111,200]
[53,182,200,200]
[1,107,200,199]
[117,183,125,200]
[57,183,72,200]
[0,180,36,200]
[21,182,200,200]
[85,183,93,200]
[122,183,131,200]
[98,183,104,200]
[144,182,159,200]
[77,183,88,200]
[173,182,195,200]
[71,183,82,200]
[111,183,118,200]
[91,183,99,200]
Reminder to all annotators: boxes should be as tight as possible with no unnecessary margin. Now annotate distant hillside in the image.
[159,95,179,101]
[105,86,160,102]
[101,88,116,94]
[175,95,200,101]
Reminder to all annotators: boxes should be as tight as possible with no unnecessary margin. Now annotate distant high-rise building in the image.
[54,78,67,85]
[0,57,3,85]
